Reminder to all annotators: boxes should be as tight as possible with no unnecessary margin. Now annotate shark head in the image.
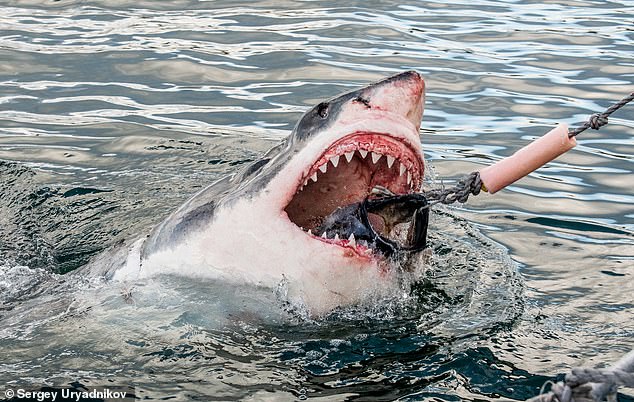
[282,71,425,248]
[137,71,426,315]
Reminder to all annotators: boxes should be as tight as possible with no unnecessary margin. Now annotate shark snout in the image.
[357,71,425,131]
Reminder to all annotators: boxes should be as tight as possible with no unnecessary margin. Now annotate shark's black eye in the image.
[316,102,329,118]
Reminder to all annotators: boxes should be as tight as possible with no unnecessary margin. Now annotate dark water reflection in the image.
[1,0,633,400]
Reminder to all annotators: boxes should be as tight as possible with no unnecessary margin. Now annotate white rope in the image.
[528,350,634,402]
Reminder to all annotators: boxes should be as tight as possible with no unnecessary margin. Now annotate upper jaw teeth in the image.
[300,148,418,190]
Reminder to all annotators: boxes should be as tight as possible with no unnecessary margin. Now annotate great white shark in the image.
[106,71,427,315]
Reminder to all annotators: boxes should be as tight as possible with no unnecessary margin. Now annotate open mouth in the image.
[284,132,424,258]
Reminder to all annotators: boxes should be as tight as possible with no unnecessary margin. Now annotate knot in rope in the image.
[588,113,609,130]
[569,91,634,137]
[425,171,482,206]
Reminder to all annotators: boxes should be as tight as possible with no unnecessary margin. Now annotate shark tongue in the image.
[314,193,430,257]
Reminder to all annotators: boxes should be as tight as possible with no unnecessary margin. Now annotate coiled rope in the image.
[424,91,634,206]
[527,350,634,402]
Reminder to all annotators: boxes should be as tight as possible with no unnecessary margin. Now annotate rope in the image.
[526,368,634,402]
[568,91,634,137]
[566,367,634,389]
[424,171,482,206]
[527,350,634,402]
[424,91,634,206]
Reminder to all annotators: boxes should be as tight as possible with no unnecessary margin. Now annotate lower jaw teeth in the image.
[348,233,356,247]
[305,227,375,255]
[313,230,370,249]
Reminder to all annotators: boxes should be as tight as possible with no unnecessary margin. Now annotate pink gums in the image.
[303,132,424,189]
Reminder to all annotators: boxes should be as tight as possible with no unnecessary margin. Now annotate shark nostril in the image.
[354,96,371,108]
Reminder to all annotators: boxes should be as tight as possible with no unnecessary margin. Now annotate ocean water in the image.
[1,0,633,400]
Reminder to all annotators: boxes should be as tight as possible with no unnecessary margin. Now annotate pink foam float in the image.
[478,123,576,194]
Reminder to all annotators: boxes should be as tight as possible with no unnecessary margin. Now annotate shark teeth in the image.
[300,144,419,193]
[315,230,353,240]
[318,230,346,241]
[310,230,378,254]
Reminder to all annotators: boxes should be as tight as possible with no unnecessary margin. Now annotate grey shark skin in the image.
[113,71,427,315]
